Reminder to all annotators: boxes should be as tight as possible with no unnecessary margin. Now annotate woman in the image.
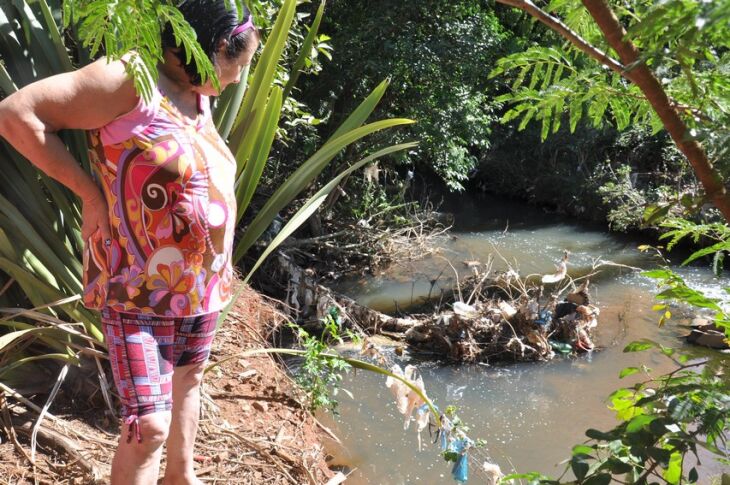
[0,2,259,483]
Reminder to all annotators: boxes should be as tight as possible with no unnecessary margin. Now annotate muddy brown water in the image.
[318,194,727,484]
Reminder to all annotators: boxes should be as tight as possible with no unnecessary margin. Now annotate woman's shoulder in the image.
[94,54,164,146]
[1,54,141,134]
[75,55,140,113]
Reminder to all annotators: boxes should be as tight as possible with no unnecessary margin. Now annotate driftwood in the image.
[271,251,600,364]
[274,252,417,334]
[274,204,449,281]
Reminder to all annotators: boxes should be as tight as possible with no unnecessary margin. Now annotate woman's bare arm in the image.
[0,57,139,241]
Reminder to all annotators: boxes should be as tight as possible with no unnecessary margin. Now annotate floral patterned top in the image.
[82,86,237,316]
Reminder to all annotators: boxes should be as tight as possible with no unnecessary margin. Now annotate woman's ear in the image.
[216,38,229,57]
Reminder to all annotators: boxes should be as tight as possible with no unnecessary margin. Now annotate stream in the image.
[318,193,727,484]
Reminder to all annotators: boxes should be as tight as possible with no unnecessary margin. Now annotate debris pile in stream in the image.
[404,275,599,363]
[271,250,605,364]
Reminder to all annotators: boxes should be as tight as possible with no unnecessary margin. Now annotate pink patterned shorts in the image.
[101,308,218,441]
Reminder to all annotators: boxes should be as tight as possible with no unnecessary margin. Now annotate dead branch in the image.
[10,415,104,483]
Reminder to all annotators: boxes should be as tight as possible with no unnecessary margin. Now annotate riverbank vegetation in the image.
[287,0,728,237]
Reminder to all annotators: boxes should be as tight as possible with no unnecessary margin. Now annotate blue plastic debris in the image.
[449,439,471,483]
[535,309,553,326]
[438,414,452,451]
[452,452,469,483]
[440,430,450,451]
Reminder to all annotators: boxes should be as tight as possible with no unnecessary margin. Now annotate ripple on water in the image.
[320,195,727,484]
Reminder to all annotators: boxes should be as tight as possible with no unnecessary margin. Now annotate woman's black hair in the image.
[161,0,258,86]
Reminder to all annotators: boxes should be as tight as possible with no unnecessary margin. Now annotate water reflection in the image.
[321,194,726,484]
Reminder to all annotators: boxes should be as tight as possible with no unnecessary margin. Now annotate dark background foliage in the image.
[271,0,693,235]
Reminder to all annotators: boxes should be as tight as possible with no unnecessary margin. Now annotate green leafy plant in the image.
[641,217,730,338]
[64,0,228,100]
[596,165,648,232]
[491,0,729,146]
[490,45,665,141]
[506,343,728,485]
[491,0,730,221]
[0,0,414,395]
[0,0,103,339]
[287,307,360,413]
[656,219,730,276]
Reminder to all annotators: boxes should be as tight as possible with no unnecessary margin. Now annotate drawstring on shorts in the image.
[125,414,142,444]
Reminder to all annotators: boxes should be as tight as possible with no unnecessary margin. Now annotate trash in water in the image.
[482,462,503,485]
[385,364,428,430]
[403,369,427,430]
[535,309,553,326]
[446,383,467,401]
[415,403,430,450]
[498,301,517,319]
[385,364,409,414]
[453,301,479,319]
[549,339,573,355]
[437,414,453,451]
[542,251,569,284]
[448,438,472,483]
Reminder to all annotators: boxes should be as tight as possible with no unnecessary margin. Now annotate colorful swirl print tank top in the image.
[82,87,236,317]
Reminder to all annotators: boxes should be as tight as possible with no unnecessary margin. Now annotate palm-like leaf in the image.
[0,0,415,385]
[233,118,415,263]
[243,142,419,280]
[0,1,91,333]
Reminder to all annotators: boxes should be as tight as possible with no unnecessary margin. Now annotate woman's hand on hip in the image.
[81,189,112,245]
[0,57,137,218]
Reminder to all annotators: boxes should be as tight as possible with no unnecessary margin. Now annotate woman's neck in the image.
[158,50,201,116]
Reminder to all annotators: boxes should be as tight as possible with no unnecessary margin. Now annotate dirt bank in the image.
[0,285,337,484]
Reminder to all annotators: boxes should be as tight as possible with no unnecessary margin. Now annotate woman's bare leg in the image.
[161,362,206,485]
[110,411,171,485]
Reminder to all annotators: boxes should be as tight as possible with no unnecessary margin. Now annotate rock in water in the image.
[686,323,728,349]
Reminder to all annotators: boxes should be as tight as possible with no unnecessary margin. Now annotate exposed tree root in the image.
[10,414,104,483]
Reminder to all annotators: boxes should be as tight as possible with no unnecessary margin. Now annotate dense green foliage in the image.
[283,0,719,233]
[0,0,416,403]
[491,0,730,151]
[491,0,729,228]
[294,0,524,190]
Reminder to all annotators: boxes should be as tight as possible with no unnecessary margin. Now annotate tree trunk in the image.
[580,0,730,221]
[495,0,730,222]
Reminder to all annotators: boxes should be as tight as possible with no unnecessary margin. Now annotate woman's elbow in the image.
[0,97,21,142]
[0,104,10,140]
[0,96,43,145]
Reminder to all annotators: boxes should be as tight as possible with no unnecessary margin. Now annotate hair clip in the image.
[231,14,254,37]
